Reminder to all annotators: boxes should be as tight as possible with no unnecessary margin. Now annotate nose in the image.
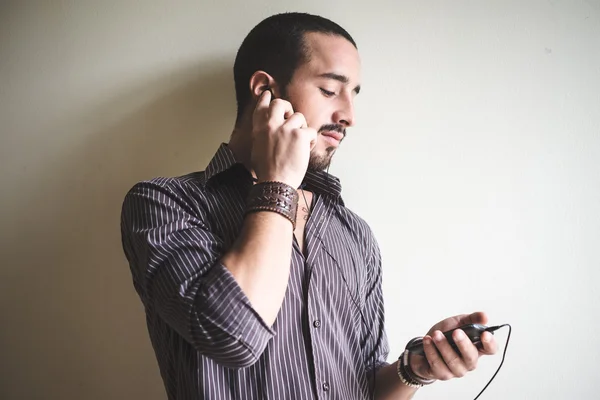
[333,97,355,127]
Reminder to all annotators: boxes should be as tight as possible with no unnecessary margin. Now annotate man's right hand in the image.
[250,89,317,189]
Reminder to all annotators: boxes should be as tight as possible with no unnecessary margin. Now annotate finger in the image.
[290,127,318,150]
[423,334,453,381]
[430,330,468,379]
[452,329,479,372]
[268,98,294,126]
[458,311,489,326]
[253,90,271,125]
[304,127,318,150]
[283,112,308,129]
[479,331,498,355]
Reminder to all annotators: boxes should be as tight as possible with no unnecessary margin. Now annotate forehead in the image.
[299,32,361,81]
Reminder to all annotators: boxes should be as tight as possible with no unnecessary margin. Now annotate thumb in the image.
[459,311,489,326]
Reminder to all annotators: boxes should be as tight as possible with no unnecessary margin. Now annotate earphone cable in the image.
[299,187,378,399]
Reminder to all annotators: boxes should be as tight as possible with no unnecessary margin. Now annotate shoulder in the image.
[121,171,209,219]
[126,170,207,196]
[126,171,206,193]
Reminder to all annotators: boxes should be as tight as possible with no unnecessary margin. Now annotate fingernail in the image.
[455,330,465,341]
[434,331,444,342]
[423,336,432,345]
[481,332,490,343]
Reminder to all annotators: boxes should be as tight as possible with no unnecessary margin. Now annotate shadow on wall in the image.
[0,59,235,400]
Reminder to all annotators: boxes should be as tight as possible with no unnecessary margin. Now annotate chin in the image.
[308,147,336,171]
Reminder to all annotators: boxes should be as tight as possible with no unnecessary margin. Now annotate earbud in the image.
[263,87,273,97]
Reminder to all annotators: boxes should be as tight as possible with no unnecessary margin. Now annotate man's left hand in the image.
[410,311,498,381]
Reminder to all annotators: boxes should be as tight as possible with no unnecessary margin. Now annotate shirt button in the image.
[313,319,321,328]
[322,382,330,391]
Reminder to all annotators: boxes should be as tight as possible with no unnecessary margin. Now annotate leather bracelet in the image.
[402,349,435,386]
[245,181,299,229]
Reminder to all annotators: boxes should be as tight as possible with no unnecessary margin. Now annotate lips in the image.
[321,131,344,142]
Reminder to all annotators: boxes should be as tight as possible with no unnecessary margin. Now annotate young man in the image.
[120,12,497,400]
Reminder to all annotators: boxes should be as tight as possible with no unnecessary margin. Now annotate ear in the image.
[249,71,282,100]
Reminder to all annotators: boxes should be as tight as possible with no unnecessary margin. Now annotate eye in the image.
[319,88,336,97]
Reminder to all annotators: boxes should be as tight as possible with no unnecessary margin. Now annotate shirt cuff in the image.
[197,262,276,358]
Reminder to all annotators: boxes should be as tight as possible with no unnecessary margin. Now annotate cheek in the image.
[305,103,330,130]
[288,89,329,128]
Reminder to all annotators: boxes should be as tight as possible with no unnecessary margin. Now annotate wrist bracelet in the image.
[397,354,422,388]
[402,349,435,386]
[245,181,299,229]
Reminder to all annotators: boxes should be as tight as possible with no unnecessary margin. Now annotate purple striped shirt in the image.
[120,143,389,399]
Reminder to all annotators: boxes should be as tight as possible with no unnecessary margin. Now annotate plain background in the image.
[1,1,599,399]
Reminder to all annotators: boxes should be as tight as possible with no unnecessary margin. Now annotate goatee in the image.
[308,146,336,171]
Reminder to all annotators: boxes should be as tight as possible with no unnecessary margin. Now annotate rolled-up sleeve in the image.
[120,179,274,369]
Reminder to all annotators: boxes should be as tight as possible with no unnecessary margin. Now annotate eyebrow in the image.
[318,72,361,94]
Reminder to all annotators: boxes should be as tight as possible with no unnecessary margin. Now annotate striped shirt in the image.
[120,143,390,399]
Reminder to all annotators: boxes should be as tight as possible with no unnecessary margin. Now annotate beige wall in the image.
[1,1,599,399]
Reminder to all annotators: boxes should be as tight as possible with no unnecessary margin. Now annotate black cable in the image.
[319,239,378,399]
[472,324,512,399]
[315,165,511,399]
[299,186,378,399]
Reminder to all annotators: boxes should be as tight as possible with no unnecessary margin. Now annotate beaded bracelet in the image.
[397,354,422,388]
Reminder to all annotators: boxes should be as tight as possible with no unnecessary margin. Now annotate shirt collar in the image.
[204,143,343,199]
[204,143,239,182]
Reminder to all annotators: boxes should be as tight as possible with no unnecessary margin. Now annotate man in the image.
[120,12,497,400]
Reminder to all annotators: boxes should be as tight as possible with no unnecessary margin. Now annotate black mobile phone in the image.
[405,323,492,356]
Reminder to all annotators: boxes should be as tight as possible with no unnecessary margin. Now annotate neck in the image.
[228,111,255,178]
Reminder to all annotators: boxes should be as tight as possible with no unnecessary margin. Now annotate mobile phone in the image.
[405,323,493,356]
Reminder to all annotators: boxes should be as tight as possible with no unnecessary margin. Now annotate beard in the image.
[278,90,346,171]
[308,146,336,171]
[307,123,346,171]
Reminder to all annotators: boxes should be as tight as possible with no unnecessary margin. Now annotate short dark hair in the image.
[233,12,357,121]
